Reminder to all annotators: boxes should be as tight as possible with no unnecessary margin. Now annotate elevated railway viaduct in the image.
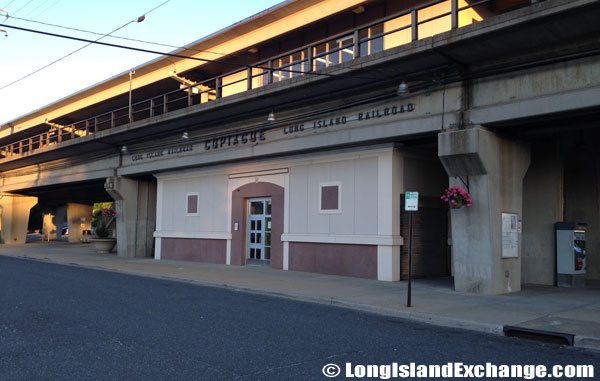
[1,0,599,294]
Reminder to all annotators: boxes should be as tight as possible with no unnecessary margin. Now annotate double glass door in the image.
[247,198,272,264]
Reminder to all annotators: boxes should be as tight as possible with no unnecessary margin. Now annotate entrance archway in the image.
[231,182,284,268]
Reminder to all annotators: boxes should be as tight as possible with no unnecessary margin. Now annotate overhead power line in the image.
[0,22,139,91]
[10,0,34,16]
[0,0,172,91]
[1,1,17,9]
[7,15,231,57]
[0,22,382,86]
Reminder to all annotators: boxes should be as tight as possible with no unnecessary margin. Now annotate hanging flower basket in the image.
[441,186,472,209]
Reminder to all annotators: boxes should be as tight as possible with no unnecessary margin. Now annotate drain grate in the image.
[503,326,574,346]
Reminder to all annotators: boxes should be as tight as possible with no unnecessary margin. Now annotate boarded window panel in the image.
[321,185,339,210]
[187,194,198,214]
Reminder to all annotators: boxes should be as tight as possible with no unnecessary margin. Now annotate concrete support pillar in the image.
[376,148,404,281]
[439,127,530,294]
[522,142,563,285]
[66,203,93,243]
[105,176,157,258]
[564,148,600,282]
[42,213,56,240]
[42,205,67,241]
[0,194,38,244]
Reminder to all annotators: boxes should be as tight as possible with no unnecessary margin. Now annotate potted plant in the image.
[90,206,117,253]
[441,186,472,209]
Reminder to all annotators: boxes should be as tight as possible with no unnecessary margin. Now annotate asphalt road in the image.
[0,256,598,380]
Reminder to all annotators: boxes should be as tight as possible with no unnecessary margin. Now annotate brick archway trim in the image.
[231,182,284,268]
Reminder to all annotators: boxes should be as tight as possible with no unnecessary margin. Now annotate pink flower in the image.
[466,203,471,208]
[442,186,473,207]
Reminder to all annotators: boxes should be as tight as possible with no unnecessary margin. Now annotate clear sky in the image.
[0,0,283,125]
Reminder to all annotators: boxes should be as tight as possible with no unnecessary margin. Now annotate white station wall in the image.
[158,173,229,234]
[156,149,385,240]
[288,156,379,236]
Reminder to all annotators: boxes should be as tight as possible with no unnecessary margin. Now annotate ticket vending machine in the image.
[555,222,587,288]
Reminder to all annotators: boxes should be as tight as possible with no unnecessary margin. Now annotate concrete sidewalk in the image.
[2,241,599,351]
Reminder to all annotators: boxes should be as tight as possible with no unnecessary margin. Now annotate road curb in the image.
[574,335,600,351]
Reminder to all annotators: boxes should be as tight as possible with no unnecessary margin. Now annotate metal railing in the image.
[1,0,528,159]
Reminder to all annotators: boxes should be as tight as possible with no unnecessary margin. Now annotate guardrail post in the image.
[307,47,313,72]
[216,77,222,99]
[411,9,418,41]
[29,138,33,151]
[150,99,155,117]
[353,29,360,59]
[451,0,458,29]
[267,60,274,84]
[71,125,75,139]
[247,67,253,90]
[188,85,192,107]
[163,95,168,114]
[111,112,115,128]
[85,120,90,135]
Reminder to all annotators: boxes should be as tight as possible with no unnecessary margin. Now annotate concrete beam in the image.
[467,85,600,126]
[0,156,119,193]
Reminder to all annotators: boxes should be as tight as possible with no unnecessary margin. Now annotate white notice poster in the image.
[405,192,419,211]
[502,212,519,258]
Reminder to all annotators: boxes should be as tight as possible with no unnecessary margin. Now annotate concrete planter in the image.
[90,238,117,253]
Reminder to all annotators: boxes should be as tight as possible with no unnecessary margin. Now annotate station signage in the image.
[282,103,414,136]
[127,102,416,162]
[204,130,266,150]
[203,102,415,151]
[130,144,193,162]
[405,192,419,211]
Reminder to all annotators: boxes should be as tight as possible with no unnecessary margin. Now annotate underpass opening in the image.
[17,179,112,245]
[401,139,454,286]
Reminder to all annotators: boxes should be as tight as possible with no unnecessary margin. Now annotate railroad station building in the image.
[1,0,599,294]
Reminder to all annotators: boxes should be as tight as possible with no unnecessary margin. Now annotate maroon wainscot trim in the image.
[161,238,226,264]
[288,242,377,279]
